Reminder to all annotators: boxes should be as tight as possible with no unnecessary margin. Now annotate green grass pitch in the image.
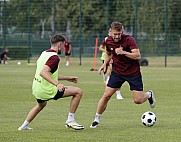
[0,57,181,142]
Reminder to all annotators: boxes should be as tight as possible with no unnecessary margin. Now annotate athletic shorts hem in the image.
[107,71,143,91]
[36,90,64,103]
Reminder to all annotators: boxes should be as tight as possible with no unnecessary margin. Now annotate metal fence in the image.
[0,0,180,65]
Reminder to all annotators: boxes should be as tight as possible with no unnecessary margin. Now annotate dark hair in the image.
[111,22,123,31]
[50,34,66,44]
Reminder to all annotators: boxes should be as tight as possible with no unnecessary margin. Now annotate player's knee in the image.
[42,102,47,108]
[134,98,143,104]
[37,102,47,110]
[102,94,111,101]
[77,88,83,97]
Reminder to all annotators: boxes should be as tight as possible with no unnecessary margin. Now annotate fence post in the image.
[79,0,82,66]
[28,0,31,63]
[164,0,168,67]
[134,0,138,42]
[3,0,6,50]
[53,0,56,34]
[106,0,109,30]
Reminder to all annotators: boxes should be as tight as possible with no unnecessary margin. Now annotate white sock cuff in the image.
[147,92,151,98]
[68,112,74,116]
[116,91,121,95]
[96,113,101,117]
[21,120,29,128]
[95,113,101,123]
[67,112,75,122]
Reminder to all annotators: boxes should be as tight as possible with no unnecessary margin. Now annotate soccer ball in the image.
[17,61,21,65]
[141,111,156,127]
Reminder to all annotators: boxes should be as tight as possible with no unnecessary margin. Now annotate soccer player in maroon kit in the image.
[64,40,72,66]
[90,22,156,128]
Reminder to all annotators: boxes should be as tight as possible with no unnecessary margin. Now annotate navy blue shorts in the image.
[107,71,143,91]
[65,52,71,56]
[36,90,65,103]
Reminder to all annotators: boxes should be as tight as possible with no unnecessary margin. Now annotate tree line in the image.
[2,0,181,38]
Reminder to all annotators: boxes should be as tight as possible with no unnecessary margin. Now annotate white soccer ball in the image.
[141,111,156,127]
[17,61,21,65]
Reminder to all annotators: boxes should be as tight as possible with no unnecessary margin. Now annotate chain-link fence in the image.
[0,0,181,65]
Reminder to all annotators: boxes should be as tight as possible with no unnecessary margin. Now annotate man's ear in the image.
[60,42,64,46]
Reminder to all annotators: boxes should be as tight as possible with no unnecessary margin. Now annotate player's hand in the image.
[67,77,78,83]
[115,46,125,55]
[56,83,67,91]
[98,64,106,75]
[98,67,102,75]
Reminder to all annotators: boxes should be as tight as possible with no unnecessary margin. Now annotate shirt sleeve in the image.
[102,39,106,46]
[45,55,60,73]
[127,37,138,50]
[106,41,111,53]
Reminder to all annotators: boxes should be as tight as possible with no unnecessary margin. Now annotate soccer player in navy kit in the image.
[0,48,10,64]
[90,22,156,128]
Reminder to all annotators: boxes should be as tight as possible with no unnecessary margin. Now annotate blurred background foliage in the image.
[0,0,180,61]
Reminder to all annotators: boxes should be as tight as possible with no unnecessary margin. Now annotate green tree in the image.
[6,0,53,37]
[30,0,53,38]
[4,0,181,39]
[169,1,181,34]
[6,0,28,32]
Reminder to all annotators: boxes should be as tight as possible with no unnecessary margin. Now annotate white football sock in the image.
[147,91,151,98]
[116,90,123,99]
[66,61,69,66]
[66,112,75,122]
[116,90,121,96]
[94,113,101,123]
[20,120,29,128]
